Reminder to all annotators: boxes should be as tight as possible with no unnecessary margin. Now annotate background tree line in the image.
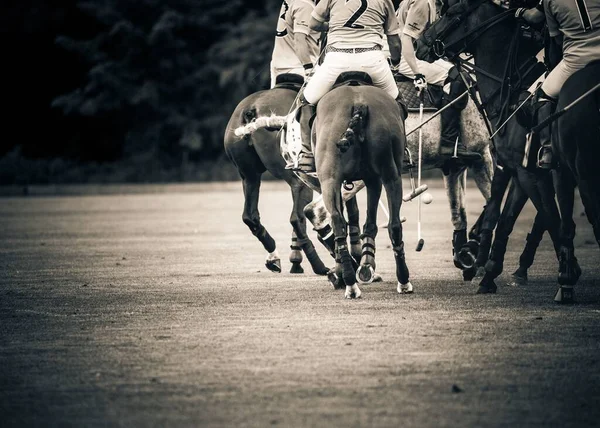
[1,0,282,184]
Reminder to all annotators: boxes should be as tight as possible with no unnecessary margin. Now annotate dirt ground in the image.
[1,180,599,428]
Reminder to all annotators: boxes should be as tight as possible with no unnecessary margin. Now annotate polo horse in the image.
[224,74,329,276]
[313,73,413,298]
[553,63,600,251]
[303,74,495,281]
[416,0,581,299]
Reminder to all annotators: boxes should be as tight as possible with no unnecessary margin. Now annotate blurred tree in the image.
[52,0,279,169]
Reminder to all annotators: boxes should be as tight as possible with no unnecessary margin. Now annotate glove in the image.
[515,7,527,19]
[413,73,427,91]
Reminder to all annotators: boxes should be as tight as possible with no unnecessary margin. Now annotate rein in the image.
[432,0,545,136]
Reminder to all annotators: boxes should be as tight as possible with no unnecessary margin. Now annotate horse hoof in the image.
[508,270,528,287]
[558,259,582,286]
[290,262,304,274]
[372,273,383,282]
[462,267,476,282]
[328,269,345,290]
[476,279,497,294]
[470,266,486,284]
[345,284,362,299]
[265,258,281,273]
[356,264,375,284]
[397,281,414,294]
[312,263,330,276]
[554,285,575,304]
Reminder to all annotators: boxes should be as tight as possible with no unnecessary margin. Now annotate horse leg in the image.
[443,167,469,271]
[321,179,360,298]
[551,167,582,288]
[356,179,381,284]
[477,178,529,294]
[345,196,362,266]
[289,231,304,274]
[509,212,545,286]
[288,181,329,275]
[241,173,280,272]
[471,165,512,284]
[382,176,412,294]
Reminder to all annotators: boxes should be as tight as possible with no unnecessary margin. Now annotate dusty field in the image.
[1,180,599,428]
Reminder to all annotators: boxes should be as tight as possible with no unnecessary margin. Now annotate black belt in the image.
[327,45,382,54]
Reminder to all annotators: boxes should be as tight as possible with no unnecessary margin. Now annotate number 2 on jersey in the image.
[344,0,368,29]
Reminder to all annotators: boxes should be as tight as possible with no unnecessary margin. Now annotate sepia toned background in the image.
[2,0,285,185]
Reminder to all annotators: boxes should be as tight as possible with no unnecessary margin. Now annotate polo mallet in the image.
[402,147,428,202]
[415,89,425,252]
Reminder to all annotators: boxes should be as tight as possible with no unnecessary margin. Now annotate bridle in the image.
[420,0,545,135]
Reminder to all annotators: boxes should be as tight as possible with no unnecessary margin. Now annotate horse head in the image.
[416,0,545,124]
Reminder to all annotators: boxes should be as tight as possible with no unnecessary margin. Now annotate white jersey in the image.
[312,0,400,49]
[397,0,437,40]
[271,0,320,70]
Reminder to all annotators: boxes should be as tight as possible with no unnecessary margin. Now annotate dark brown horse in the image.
[416,0,581,299]
[314,75,412,299]
[553,62,600,268]
[223,75,328,276]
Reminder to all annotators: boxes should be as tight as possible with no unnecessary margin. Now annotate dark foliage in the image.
[1,0,283,183]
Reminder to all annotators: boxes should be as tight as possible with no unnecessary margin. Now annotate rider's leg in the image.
[535,59,579,169]
[439,66,482,162]
[294,54,343,174]
[531,87,557,169]
[366,50,408,119]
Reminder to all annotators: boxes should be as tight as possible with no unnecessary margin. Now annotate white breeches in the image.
[303,50,399,104]
[541,56,593,99]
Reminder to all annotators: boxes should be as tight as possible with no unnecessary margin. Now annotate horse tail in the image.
[233,107,287,138]
[337,105,368,153]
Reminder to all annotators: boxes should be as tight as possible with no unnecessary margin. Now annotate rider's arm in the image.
[401,0,431,76]
[401,33,421,75]
[387,34,402,66]
[309,16,329,32]
[294,33,315,67]
[310,0,330,32]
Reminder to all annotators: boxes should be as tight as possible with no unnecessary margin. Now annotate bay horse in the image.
[224,74,329,276]
[417,0,581,298]
[303,80,495,281]
[314,73,413,299]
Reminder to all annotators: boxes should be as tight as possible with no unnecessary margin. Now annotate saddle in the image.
[394,74,441,112]
[332,71,374,89]
[274,73,304,92]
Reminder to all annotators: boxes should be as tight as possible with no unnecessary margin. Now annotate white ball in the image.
[421,192,433,204]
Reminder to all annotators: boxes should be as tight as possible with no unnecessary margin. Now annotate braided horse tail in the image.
[336,105,368,153]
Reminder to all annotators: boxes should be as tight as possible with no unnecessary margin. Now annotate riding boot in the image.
[533,91,557,169]
[296,99,316,174]
[439,68,482,163]
[395,93,408,120]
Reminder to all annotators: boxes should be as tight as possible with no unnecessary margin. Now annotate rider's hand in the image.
[413,73,427,91]
[515,7,527,19]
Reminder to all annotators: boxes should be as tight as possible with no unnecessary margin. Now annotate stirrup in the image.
[536,146,554,169]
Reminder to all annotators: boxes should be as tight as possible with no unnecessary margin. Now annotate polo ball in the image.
[422,192,433,204]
